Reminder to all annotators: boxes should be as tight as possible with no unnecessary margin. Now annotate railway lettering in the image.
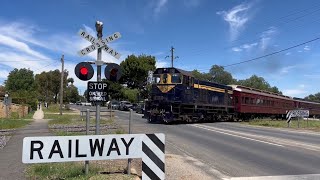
[27,137,135,162]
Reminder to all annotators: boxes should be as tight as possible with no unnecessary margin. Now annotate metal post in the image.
[85,109,90,175]
[59,55,64,116]
[95,21,103,135]
[127,109,133,175]
[298,117,300,128]
[5,94,8,118]
[307,117,309,128]
[110,102,112,119]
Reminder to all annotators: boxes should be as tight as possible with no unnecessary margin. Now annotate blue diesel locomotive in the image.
[145,67,234,123]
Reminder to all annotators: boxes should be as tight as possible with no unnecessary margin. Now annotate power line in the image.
[179,4,320,56]
[0,58,60,62]
[222,37,320,68]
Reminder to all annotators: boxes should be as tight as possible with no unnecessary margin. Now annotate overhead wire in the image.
[179,3,320,56]
[192,36,320,72]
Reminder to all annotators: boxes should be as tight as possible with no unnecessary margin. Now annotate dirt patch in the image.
[166,154,213,180]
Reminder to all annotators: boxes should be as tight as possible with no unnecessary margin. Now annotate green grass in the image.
[43,104,72,113]
[26,162,137,180]
[0,119,31,130]
[242,118,320,131]
[26,162,102,180]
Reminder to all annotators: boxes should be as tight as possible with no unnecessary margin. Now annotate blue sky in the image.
[1,0,320,98]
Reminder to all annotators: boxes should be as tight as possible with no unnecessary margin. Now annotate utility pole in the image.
[95,21,103,135]
[166,46,179,68]
[59,55,64,116]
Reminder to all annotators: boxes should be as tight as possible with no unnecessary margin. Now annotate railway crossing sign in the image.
[78,29,121,59]
[87,81,108,102]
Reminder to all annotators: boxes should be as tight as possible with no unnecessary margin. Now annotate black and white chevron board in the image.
[22,133,165,180]
[142,134,165,180]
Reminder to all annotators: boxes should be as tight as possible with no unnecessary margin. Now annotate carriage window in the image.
[153,75,161,84]
[162,74,168,83]
[245,97,249,104]
[171,73,182,83]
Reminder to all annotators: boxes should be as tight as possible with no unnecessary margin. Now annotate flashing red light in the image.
[110,68,118,76]
[80,67,88,75]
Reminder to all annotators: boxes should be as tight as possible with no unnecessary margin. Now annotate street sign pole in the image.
[95,21,103,135]
[85,109,90,175]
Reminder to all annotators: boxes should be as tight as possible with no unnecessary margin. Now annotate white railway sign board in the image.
[78,29,121,59]
[23,133,165,180]
[286,109,309,123]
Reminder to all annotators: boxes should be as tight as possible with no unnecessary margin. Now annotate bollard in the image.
[85,109,90,175]
[127,109,133,175]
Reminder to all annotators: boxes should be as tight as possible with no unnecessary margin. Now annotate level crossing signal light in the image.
[75,62,94,81]
[105,63,122,82]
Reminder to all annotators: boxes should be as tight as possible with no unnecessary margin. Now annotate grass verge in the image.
[0,119,32,130]
[26,162,101,180]
[43,104,72,113]
[26,162,137,180]
[241,118,320,131]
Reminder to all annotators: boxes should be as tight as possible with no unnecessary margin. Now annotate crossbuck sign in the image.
[78,29,121,59]
[23,133,165,180]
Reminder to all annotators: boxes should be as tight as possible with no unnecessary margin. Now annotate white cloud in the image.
[156,60,169,68]
[260,27,277,50]
[0,22,46,47]
[280,65,296,74]
[283,89,307,97]
[0,34,48,59]
[231,42,257,52]
[154,0,168,15]
[217,2,252,41]
[232,47,242,52]
[303,45,310,51]
[0,70,10,79]
[285,52,291,55]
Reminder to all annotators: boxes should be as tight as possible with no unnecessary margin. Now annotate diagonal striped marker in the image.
[142,134,165,180]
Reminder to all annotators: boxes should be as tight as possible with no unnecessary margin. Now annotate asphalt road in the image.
[71,105,320,179]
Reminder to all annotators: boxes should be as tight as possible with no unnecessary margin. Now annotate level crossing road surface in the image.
[72,105,320,179]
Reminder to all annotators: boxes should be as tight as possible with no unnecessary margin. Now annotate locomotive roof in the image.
[153,67,194,77]
[230,85,293,100]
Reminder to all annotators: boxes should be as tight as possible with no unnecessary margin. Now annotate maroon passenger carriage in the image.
[231,85,320,120]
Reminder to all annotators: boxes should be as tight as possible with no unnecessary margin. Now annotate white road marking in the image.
[236,123,320,136]
[190,124,284,147]
[224,173,320,180]
[192,124,320,152]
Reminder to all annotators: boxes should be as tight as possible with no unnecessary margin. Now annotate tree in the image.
[34,70,69,103]
[237,75,282,94]
[5,68,38,109]
[122,88,139,103]
[191,70,212,81]
[305,92,320,102]
[65,84,80,103]
[209,65,236,85]
[67,78,74,85]
[120,54,156,89]
[102,79,124,100]
[5,68,36,92]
